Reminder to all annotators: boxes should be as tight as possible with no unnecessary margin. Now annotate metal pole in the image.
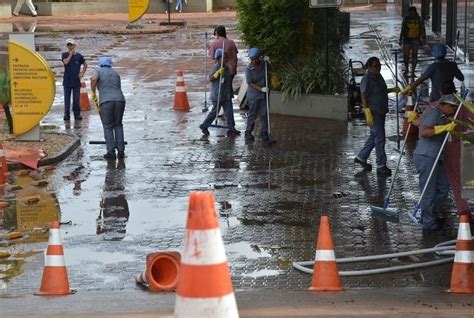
[167,1,171,23]
[395,51,400,150]
[325,7,329,93]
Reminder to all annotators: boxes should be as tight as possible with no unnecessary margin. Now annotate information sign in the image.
[8,41,55,136]
[128,0,150,23]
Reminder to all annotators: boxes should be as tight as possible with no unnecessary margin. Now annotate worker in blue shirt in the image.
[62,38,87,121]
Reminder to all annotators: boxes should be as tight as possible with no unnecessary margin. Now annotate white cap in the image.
[66,38,76,45]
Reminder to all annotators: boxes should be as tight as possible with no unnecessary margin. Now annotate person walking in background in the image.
[399,6,425,76]
[244,48,272,141]
[208,25,239,97]
[62,38,87,121]
[412,95,459,231]
[90,56,126,160]
[199,49,240,137]
[12,0,37,17]
[175,0,184,13]
[353,56,400,176]
[401,44,464,103]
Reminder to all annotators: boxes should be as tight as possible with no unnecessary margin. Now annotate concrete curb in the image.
[6,132,81,171]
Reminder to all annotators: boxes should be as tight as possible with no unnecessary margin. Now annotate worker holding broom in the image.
[413,94,459,231]
[199,48,240,137]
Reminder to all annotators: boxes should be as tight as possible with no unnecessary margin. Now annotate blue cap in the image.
[248,48,261,58]
[214,48,223,59]
[432,44,447,58]
[99,56,113,67]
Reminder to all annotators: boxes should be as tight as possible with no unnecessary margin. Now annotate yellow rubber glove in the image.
[400,85,412,95]
[388,86,401,94]
[434,122,456,135]
[407,111,417,123]
[212,67,224,79]
[364,107,373,126]
[91,92,99,112]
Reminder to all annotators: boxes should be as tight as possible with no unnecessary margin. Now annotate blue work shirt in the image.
[209,63,232,102]
[93,66,125,105]
[414,106,450,159]
[62,52,85,88]
[245,62,269,101]
[360,72,388,115]
[420,59,464,101]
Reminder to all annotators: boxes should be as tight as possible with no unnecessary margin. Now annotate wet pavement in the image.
[0,3,473,313]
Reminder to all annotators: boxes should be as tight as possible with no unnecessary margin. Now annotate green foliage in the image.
[277,51,348,101]
[236,0,346,99]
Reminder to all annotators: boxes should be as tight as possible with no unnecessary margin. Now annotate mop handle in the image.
[395,51,400,150]
[204,32,208,103]
[385,94,421,199]
[415,92,466,207]
[214,40,225,124]
[264,59,270,135]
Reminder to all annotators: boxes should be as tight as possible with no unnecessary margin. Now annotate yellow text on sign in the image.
[129,0,150,23]
[8,41,55,136]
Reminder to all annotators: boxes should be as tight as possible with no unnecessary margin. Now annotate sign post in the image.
[309,0,342,94]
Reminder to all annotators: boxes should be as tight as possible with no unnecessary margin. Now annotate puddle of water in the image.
[65,247,135,266]
[242,269,281,278]
[225,242,271,260]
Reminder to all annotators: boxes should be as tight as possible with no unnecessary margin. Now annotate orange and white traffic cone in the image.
[0,144,8,175]
[309,216,343,291]
[35,221,74,296]
[136,251,181,292]
[447,215,474,293]
[80,81,91,111]
[174,192,239,317]
[173,70,190,111]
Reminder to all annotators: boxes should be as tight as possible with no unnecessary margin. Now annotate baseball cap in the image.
[432,44,447,58]
[248,48,261,58]
[66,38,76,45]
[438,94,458,107]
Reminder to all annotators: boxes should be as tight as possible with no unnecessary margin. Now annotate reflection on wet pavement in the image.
[1,8,470,295]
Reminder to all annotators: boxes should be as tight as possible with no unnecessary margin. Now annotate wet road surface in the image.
[1,6,472,299]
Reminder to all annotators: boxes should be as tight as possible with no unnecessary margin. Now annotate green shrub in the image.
[277,51,348,101]
[236,0,347,98]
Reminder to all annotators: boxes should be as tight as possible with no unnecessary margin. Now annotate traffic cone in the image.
[0,144,8,175]
[309,216,343,291]
[35,221,74,296]
[80,81,91,111]
[174,192,239,317]
[447,215,474,293]
[136,251,181,292]
[400,95,418,138]
[173,70,190,111]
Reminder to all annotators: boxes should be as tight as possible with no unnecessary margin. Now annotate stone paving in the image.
[1,5,472,296]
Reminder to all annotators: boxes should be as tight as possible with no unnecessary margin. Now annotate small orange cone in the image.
[400,95,418,138]
[447,215,474,293]
[0,144,8,175]
[136,251,181,292]
[174,192,239,317]
[309,216,343,291]
[80,81,91,111]
[35,221,74,296]
[173,70,190,111]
